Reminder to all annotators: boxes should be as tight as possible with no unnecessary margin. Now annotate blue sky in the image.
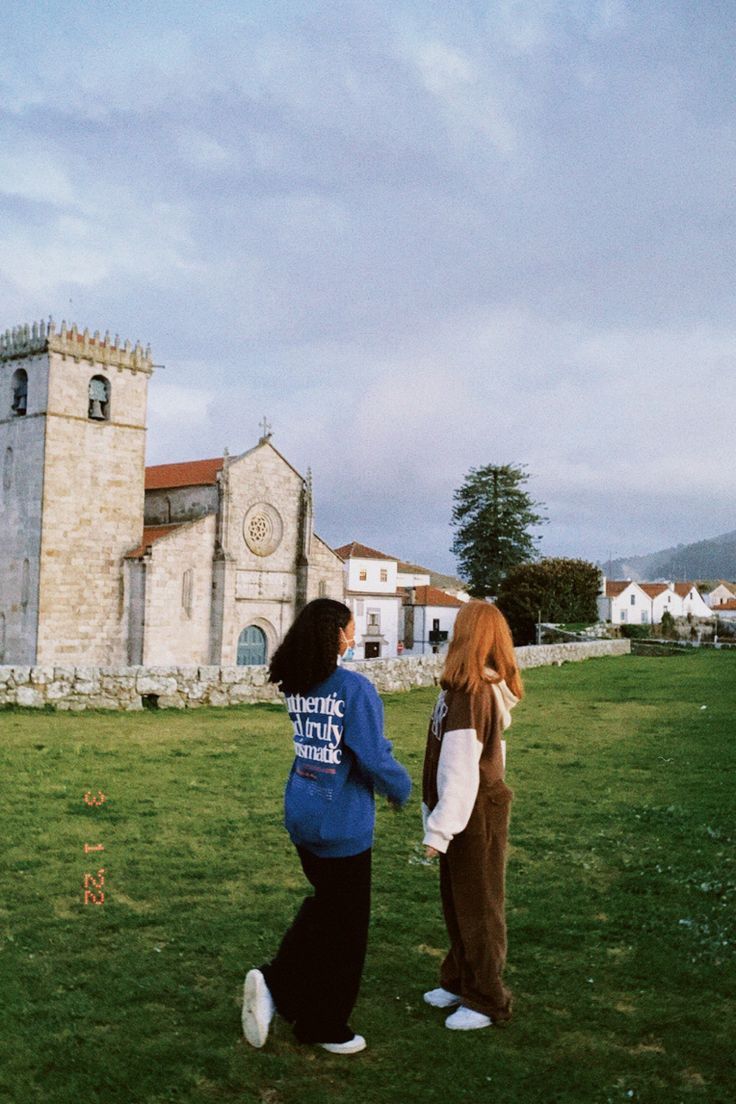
[2,1,735,573]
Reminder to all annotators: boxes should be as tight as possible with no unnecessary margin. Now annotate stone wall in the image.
[0,639,630,711]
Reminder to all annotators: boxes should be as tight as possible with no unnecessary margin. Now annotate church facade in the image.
[0,320,344,668]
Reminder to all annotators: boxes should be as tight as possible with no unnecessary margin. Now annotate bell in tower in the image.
[88,375,110,420]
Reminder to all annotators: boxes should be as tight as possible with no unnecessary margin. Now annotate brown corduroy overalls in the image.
[422,684,513,1021]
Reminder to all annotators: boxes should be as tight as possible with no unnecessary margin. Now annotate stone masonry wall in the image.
[0,639,630,711]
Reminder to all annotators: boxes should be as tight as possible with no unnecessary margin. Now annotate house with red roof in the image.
[704,581,736,608]
[335,542,467,658]
[597,578,711,625]
[400,584,465,656]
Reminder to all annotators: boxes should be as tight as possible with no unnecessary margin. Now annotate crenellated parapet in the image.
[0,318,153,374]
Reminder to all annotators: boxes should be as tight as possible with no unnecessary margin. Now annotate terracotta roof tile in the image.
[412,585,464,608]
[125,524,186,558]
[334,541,395,562]
[145,457,223,490]
[397,559,431,574]
[605,580,633,597]
[639,583,669,598]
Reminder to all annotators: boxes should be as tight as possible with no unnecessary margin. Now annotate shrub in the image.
[620,624,652,639]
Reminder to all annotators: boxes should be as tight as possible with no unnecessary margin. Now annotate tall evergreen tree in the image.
[451,464,546,597]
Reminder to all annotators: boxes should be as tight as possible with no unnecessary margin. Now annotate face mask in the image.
[339,627,355,662]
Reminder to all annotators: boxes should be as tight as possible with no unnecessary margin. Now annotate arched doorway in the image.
[237,625,267,666]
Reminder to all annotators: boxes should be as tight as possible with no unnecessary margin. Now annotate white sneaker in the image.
[242,969,275,1048]
[319,1034,367,1055]
[445,1005,492,1031]
[423,986,462,1009]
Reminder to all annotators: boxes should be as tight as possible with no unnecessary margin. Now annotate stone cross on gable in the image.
[259,416,272,441]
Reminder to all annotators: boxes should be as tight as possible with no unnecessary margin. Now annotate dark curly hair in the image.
[269,598,352,694]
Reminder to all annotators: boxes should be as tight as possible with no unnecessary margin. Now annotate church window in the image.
[182,569,193,617]
[165,496,173,523]
[21,559,30,609]
[0,613,5,662]
[318,580,327,597]
[11,369,28,416]
[380,568,388,583]
[359,569,367,581]
[243,502,283,557]
[237,625,267,665]
[88,375,110,421]
[3,447,12,492]
[367,610,380,632]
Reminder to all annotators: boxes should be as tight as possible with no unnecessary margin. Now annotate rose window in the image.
[243,502,283,556]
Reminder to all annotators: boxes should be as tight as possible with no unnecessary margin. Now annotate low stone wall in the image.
[0,640,630,711]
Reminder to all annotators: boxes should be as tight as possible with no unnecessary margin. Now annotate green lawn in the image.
[1,653,734,1104]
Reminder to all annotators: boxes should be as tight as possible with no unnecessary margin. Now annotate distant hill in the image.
[602,529,736,583]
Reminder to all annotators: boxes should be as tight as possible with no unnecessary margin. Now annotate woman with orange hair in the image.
[421,600,523,1031]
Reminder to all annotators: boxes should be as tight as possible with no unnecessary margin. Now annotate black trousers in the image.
[261,845,372,1044]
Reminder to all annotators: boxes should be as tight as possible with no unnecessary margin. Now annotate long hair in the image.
[441,600,523,699]
[269,598,352,694]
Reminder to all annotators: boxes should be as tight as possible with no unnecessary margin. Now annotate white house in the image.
[638,582,681,622]
[674,582,711,619]
[335,543,467,659]
[335,542,402,659]
[396,559,431,589]
[704,582,736,608]
[401,585,464,655]
[598,579,711,625]
[597,580,653,624]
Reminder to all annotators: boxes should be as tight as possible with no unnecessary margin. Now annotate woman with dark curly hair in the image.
[241,598,411,1055]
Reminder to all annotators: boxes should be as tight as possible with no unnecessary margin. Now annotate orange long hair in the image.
[440,600,523,698]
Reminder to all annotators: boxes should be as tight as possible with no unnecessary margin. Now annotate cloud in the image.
[0,148,74,206]
[2,1,735,573]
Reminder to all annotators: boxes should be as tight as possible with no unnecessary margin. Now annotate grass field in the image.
[1,653,734,1104]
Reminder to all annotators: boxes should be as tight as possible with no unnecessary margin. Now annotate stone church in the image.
[0,320,345,667]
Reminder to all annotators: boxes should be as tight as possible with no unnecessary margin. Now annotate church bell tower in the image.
[0,320,154,665]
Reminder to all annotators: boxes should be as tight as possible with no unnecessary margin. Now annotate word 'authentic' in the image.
[285,691,344,764]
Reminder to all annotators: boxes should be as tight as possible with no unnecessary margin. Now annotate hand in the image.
[424,845,439,859]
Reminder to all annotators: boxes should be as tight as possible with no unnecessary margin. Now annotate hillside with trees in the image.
[603,529,736,582]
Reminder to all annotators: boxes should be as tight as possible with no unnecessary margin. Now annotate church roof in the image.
[145,457,223,489]
[334,541,395,562]
[124,524,187,558]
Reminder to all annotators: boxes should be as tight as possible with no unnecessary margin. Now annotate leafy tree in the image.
[496,558,602,644]
[451,464,546,597]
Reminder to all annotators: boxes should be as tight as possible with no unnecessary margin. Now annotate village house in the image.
[334,542,403,659]
[597,578,711,625]
[400,584,465,655]
[703,581,736,608]
[335,543,467,659]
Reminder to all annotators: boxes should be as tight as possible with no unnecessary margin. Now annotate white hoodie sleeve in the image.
[422,729,482,854]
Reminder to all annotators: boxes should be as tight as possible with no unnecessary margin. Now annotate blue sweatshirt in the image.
[282,666,412,857]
